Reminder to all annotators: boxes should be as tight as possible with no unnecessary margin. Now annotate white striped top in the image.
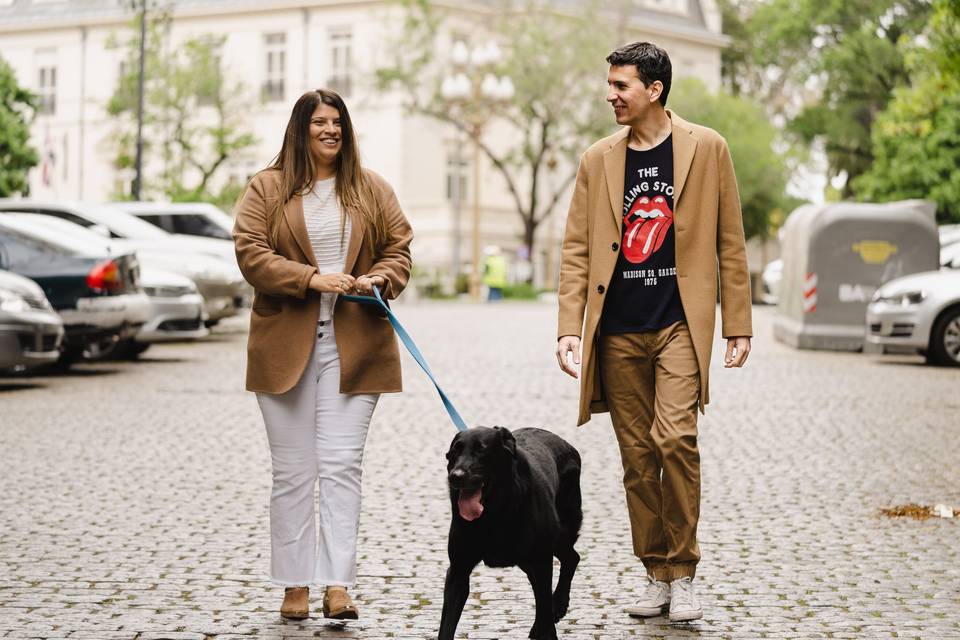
[303,177,351,322]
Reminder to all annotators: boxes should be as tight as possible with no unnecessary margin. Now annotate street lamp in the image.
[441,40,514,301]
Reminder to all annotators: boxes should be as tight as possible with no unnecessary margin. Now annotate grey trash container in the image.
[774,200,939,351]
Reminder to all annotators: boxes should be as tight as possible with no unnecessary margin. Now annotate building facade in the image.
[0,0,727,288]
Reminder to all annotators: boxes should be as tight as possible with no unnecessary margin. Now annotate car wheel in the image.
[928,307,960,367]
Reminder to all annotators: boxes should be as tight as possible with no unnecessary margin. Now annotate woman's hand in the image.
[309,273,356,294]
[354,274,385,295]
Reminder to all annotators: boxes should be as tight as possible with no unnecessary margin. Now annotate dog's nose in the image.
[448,468,467,483]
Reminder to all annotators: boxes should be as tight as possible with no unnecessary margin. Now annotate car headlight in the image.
[872,290,926,306]
[0,289,31,313]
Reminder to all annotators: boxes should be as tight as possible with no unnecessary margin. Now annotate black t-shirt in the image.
[601,134,686,334]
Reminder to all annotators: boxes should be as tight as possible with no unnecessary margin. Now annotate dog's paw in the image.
[552,597,569,621]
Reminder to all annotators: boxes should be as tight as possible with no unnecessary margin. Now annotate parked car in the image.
[108,201,234,241]
[0,269,64,371]
[0,199,240,268]
[0,217,150,363]
[116,267,209,359]
[6,213,246,325]
[941,240,960,267]
[760,258,783,305]
[2,214,210,357]
[866,256,960,366]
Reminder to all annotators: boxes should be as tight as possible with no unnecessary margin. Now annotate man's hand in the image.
[556,336,582,378]
[724,336,751,368]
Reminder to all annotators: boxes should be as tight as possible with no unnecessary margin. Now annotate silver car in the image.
[866,254,960,366]
[0,270,64,370]
[136,268,209,344]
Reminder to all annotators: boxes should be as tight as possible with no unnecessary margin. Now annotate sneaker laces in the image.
[672,577,696,608]
[641,576,669,601]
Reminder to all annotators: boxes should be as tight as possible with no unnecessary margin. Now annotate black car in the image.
[0,217,151,363]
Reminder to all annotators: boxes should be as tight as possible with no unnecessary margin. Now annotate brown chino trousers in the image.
[599,321,701,582]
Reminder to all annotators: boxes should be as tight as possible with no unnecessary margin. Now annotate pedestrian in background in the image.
[555,42,752,622]
[233,88,413,621]
[483,245,508,301]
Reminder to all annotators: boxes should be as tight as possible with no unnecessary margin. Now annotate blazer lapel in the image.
[342,207,363,275]
[283,195,317,267]
[602,127,631,231]
[668,110,698,208]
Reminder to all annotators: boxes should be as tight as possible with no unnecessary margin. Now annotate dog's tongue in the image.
[458,488,484,521]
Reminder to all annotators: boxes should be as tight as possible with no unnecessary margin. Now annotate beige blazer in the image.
[558,110,753,426]
[233,167,413,395]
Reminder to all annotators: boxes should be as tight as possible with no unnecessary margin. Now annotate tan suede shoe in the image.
[323,586,359,620]
[280,586,309,620]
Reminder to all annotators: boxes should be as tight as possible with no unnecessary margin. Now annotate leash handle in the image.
[341,286,468,431]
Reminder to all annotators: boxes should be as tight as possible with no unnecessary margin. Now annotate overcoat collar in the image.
[602,109,699,229]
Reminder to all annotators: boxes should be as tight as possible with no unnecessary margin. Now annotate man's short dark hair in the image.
[606,42,672,107]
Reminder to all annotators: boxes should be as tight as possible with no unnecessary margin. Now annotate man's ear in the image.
[493,426,516,457]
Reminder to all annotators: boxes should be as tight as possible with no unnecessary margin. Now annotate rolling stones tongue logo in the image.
[622,195,673,264]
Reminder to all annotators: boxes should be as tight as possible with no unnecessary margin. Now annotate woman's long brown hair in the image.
[265,89,386,254]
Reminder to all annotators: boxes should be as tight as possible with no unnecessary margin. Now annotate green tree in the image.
[719,0,932,196]
[670,78,798,240]
[852,0,960,224]
[0,55,39,197]
[107,11,256,206]
[376,0,616,282]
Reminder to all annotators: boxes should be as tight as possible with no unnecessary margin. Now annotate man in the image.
[555,42,752,622]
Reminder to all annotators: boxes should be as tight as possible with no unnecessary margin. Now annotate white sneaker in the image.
[668,577,703,622]
[624,576,670,617]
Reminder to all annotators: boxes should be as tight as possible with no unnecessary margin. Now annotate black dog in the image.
[438,426,582,640]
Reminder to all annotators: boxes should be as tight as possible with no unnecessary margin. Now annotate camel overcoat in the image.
[233,167,413,395]
[557,111,753,426]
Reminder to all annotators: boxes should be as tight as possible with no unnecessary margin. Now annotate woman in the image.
[233,88,413,620]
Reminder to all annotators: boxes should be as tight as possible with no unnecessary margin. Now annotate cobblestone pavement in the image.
[1,303,958,640]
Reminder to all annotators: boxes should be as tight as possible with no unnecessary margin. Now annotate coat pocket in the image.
[252,292,283,316]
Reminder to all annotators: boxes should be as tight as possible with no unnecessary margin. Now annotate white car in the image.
[866,253,960,366]
[760,259,782,305]
[108,201,234,241]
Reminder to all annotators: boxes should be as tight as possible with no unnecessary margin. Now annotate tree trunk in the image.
[522,217,537,285]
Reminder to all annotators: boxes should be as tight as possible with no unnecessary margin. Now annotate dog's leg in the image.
[521,555,557,640]
[552,546,579,621]
[438,560,474,640]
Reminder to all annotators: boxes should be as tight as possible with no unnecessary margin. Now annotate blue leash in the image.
[341,286,468,431]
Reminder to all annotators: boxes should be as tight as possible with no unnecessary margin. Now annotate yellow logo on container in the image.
[852,241,898,264]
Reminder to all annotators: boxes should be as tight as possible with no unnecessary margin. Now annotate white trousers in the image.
[256,320,379,587]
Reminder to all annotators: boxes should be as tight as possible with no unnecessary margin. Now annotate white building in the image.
[0,0,727,288]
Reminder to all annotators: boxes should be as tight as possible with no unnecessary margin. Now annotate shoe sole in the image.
[625,604,670,617]
[280,610,309,620]
[669,609,703,622]
[324,607,359,620]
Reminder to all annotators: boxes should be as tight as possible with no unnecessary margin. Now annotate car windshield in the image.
[82,204,172,239]
[171,213,233,239]
[10,214,115,251]
[0,216,107,257]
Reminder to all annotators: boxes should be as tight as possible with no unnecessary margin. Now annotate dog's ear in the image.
[494,426,516,457]
[445,432,463,461]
